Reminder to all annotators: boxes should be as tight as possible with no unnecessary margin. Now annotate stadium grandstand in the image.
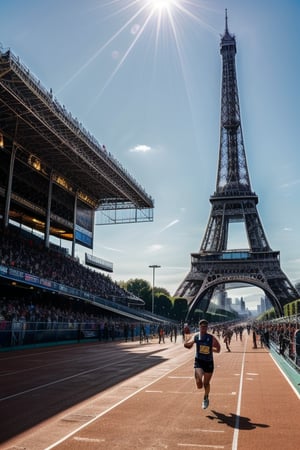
[0,44,162,346]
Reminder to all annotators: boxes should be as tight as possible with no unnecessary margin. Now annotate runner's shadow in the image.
[207,410,269,430]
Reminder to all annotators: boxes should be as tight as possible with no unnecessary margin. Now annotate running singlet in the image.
[194,333,213,362]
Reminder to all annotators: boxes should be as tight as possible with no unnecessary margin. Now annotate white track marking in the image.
[73,437,105,442]
[43,356,192,450]
[168,376,193,379]
[0,362,112,402]
[231,335,248,450]
[178,444,224,448]
[192,430,224,433]
[268,352,300,399]
[0,349,147,402]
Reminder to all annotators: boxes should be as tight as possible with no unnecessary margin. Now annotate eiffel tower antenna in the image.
[175,12,299,319]
[225,8,228,33]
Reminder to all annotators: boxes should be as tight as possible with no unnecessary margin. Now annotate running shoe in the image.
[202,396,209,409]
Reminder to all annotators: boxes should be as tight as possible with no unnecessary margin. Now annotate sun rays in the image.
[57,0,215,105]
[145,0,179,13]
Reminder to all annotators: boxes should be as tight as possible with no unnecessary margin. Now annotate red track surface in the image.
[0,332,299,449]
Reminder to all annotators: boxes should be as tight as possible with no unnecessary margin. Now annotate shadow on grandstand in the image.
[0,341,169,444]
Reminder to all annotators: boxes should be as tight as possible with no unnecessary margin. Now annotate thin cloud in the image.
[129,144,151,153]
[280,179,300,189]
[160,219,179,232]
[147,244,163,252]
[102,246,124,253]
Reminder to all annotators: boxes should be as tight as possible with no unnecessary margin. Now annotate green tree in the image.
[155,293,172,317]
[123,278,152,310]
[154,286,171,297]
[172,297,188,321]
[118,278,185,318]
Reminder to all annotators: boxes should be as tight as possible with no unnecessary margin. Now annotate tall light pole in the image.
[149,264,161,314]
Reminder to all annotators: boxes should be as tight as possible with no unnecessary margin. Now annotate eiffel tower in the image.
[175,12,299,318]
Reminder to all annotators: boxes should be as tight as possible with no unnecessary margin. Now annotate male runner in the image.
[184,319,221,409]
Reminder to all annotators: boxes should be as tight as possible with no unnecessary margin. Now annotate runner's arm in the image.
[184,334,195,348]
[212,335,221,353]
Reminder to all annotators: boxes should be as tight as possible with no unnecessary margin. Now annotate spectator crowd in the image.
[0,226,133,302]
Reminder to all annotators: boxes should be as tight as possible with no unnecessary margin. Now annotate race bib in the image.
[199,345,210,354]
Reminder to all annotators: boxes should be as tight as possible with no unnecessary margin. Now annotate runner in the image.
[184,319,221,409]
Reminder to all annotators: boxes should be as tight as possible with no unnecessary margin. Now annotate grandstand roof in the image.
[0,46,154,226]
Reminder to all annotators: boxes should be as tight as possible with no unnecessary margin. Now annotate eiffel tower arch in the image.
[175,12,299,319]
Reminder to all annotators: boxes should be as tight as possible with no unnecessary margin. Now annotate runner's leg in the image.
[195,368,204,389]
[203,372,213,398]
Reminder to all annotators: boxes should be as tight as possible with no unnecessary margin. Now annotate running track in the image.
[0,332,299,449]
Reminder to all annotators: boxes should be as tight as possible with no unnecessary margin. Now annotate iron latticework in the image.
[175,13,299,318]
[0,45,154,237]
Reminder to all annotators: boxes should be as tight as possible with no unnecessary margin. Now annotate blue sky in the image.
[1,0,300,310]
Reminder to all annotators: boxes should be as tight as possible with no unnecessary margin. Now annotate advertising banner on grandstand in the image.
[75,200,94,249]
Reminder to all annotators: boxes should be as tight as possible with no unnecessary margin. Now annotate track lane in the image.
[1,333,299,449]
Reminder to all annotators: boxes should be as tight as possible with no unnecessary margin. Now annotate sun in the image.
[59,0,210,102]
[146,0,178,13]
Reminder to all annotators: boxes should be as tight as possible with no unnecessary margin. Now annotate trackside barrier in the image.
[0,321,164,349]
[295,330,300,367]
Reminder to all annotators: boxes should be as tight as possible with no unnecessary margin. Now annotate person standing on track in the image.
[223,327,232,352]
[184,319,221,410]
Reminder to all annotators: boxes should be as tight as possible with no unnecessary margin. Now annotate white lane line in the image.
[168,376,193,379]
[268,352,300,399]
[193,430,224,433]
[0,345,158,398]
[0,352,132,402]
[178,444,224,448]
[43,357,192,450]
[73,437,105,443]
[145,390,163,393]
[177,430,225,448]
[0,364,108,402]
[231,334,248,450]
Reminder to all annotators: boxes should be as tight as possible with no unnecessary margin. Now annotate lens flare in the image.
[146,0,177,12]
[58,0,215,109]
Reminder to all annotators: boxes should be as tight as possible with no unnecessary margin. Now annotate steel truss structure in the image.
[175,14,299,318]
[0,45,153,246]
